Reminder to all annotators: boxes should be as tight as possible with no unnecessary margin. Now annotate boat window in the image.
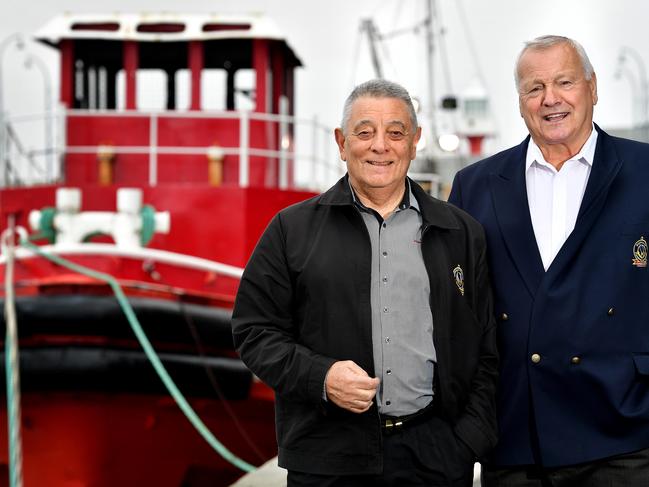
[201,69,227,111]
[234,69,255,111]
[71,22,120,31]
[464,99,488,117]
[137,23,185,33]
[136,70,167,111]
[202,23,251,32]
[115,69,168,111]
[175,69,191,111]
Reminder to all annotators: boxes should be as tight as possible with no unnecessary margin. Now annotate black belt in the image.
[379,401,437,433]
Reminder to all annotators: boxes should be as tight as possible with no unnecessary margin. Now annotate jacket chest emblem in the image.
[452,265,465,296]
[632,236,647,268]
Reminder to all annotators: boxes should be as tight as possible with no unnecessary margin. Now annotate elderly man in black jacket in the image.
[232,79,497,486]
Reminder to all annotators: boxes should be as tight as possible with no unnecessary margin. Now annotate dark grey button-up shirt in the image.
[353,181,436,416]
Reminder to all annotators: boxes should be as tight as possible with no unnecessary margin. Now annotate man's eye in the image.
[559,80,573,87]
[355,131,373,139]
[388,131,405,140]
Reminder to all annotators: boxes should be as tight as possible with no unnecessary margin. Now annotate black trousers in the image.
[287,415,475,487]
[482,447,649,487]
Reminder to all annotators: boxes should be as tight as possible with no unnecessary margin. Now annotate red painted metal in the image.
[271,42,284,115]
[467,135,485,156]
[63,113,298,187]
[123,41,138,110]
[253,39,269,114]
[0,14,313,486]
[1,185,313,270]
[59,40,74,108]
[189,41,203,111]
[286,64,295,116]
[0,393,276,487]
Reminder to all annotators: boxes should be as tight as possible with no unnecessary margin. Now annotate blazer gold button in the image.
[607,307,615,316]
[571,356,581,364]
[531,353,541,364]
[501,313,509,321]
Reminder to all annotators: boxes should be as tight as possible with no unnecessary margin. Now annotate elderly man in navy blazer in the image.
[449,35,649,486]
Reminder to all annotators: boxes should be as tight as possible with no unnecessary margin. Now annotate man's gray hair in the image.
[340,79,418,133]
[514,35,595,89]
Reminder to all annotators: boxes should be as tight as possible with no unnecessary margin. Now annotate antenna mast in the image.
[425,0,438,153]
[360,19,384,79]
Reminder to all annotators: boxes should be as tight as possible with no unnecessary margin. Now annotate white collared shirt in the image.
[525,126,598,270]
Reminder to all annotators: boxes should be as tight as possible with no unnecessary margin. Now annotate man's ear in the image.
[334,128,347,161]
[410,126,422,160]
[590,72,598,106]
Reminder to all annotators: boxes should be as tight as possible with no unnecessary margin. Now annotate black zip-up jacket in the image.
[232,176,498,475]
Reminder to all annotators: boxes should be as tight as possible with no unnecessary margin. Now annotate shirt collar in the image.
[348,178,419,213]
[525,123,598,171]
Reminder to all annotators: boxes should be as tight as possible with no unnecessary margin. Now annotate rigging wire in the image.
[377,32,397,81]
[348,22,363,89]
[436,0,454,96]
[179,302,267,463]
[454,0,487,89]
[455,0,502,140]
[392,0,404,29]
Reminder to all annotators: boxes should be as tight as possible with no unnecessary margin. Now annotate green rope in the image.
[19,239,256,473]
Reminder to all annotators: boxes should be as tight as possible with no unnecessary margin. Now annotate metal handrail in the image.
[1,107,343,191]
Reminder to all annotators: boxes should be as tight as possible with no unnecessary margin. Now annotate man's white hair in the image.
[514,35,595,89]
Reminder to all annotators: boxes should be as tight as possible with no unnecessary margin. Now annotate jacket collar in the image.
[489,124,622,297]
[319,174,459,230]
[489,136,544,297]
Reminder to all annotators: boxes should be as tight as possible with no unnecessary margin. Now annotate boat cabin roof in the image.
[35,12,301,65]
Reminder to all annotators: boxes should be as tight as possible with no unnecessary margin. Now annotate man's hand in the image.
[325,360,380,414]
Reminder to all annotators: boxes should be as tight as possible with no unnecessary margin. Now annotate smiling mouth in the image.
[543,112,569,122]
[366,160,393,166]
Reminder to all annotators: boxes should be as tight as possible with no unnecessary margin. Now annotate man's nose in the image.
[543,85,560,106]
[370,131,388,152]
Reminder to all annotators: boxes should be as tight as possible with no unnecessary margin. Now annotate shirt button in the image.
[382,251,388,257]
[385,400,391,406]
[385,337,390,344]
[571,356,581,365]
[607,307,615,316]
[382,276,388,283]
[501,313,509,321]
[383,307,389,313]
[382,222,387,228]
[531,353,541,364]
[386,369,392,374]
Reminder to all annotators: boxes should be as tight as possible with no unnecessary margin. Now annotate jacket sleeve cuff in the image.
[454,415,497,460]
[308,356,337,404]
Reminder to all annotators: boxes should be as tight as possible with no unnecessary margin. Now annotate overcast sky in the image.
[2,0,648,164]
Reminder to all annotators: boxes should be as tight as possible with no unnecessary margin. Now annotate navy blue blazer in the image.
[449,125,649,467]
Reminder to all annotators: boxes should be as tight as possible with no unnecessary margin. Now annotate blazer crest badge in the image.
[452,265,465,296]
[632,236,647,268]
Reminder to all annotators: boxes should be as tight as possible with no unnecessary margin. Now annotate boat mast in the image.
[360,19,384,79]
[425,0,438,154]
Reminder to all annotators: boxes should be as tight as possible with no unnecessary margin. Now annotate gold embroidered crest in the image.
[632,236,647,268]
[452,265,465,296]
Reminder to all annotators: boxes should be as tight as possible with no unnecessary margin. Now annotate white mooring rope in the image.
[2,218,24,487]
